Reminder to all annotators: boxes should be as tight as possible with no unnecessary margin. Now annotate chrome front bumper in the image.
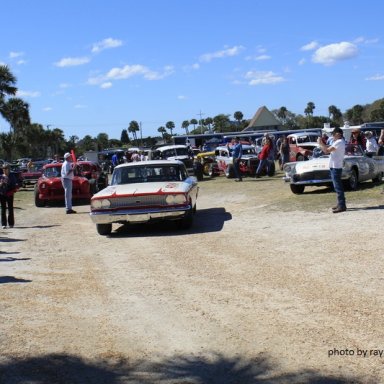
[90,206,190,224]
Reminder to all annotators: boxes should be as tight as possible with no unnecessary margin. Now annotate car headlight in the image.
[284,165,293,173]
[91,199,111,209]
[166,194,187,205]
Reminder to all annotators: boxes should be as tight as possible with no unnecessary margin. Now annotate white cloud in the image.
[74,104,87,109]
[54,57,90,67]
[88,64,174,86]
[101,82,113,89]
[199,45,245,62]
[17,90,41,98]
[312,42,358,66]
[298,58,306,65]
[244,70,285,85]
[9,51,24,58]
[301,41,319,51]
[177,95,187,100]
[365,74,384,81]
[43,107,52,111]
[91,38,123,53]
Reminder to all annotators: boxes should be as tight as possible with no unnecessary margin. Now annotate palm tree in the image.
[157,126,166,139]
[190,118,198,131]
[277,106,288,125]
[205,117,213,132]
[165,121,175,136]
[181,120,190,135]
[128,120,140,142]
[0,97,30,137]
[0,65,17,104]
[304,102,315,117]
[234,111,243,131]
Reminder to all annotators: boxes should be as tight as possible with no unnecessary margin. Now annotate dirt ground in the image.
[1,171,384,383]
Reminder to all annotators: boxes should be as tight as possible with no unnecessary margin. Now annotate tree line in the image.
[1,64,384,160]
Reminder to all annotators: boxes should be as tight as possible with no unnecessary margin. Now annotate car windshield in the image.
[161,147,189,158]
[43,166,61,178]
[111,164,188,185]
[312,143,365,158]
[345,144,364,156]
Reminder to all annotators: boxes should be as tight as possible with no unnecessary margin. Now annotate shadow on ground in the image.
[112,207,232,237]
[0,352,369,384]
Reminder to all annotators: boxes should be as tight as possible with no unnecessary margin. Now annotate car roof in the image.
[156,145,188,151]
[115,160,184,169]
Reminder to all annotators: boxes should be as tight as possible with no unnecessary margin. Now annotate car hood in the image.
[92,181,190,198]
[294,157,330,172]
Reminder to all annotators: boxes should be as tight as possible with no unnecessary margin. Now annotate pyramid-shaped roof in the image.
[243,106,281,131]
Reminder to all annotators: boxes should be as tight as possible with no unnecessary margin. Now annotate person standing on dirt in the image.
[255,137,272,178]
[0,163,19,228]
[61,152,76,214]
[317,127,346,213]
[231,137,243,182]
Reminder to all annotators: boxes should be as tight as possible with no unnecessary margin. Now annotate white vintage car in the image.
[89,160,199,235]
[283,143,384,194]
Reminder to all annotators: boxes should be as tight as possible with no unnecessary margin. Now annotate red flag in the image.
[70,149,77,164]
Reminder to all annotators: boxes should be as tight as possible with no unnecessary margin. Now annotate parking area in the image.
[1,174,384,383]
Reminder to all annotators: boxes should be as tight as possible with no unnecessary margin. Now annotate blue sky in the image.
[1,0,383,140]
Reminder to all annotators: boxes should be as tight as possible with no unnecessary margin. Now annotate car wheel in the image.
[203,162,211,176]
[208,163,216,177]
[372,172,383,183]
[179,207,194,229]
[345,169,358,190]
[96,223,112,236]
[290,184,305,194]
[34,186,45,207]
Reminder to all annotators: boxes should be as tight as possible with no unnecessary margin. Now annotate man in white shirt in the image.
[317,127,346,213]
[61,152,76,214]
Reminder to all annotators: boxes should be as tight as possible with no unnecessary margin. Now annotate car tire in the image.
[179,207,194,229]
[203,162,211,176]
[96,223,112,236]
[290,184,305,194]
[372,172,383,183]
[208,163,217,177]
[34,186,45,207]
[345,169,358,190]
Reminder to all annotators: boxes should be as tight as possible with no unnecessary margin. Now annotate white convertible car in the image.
[89,160,199,235]
[283,144,384,194]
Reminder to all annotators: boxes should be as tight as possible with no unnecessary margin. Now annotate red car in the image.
[20,160,47,187]
[76,161,108,194]
[34,163,91,207]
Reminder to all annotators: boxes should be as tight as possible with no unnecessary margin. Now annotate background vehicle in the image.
[34,163,91,207]
[76,161,108,194]
[287,131,320,162]
[209,145,275,178]
[283,144,384,194]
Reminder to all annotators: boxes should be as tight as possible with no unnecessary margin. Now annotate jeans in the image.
[1,194,14,227]
[61,177,73,210]
[256,159,269,175]
[330,168,346,208]
[233,158,242,180]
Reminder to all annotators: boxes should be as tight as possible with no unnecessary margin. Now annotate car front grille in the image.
[292,170,331,182]
[110,195,169,209]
